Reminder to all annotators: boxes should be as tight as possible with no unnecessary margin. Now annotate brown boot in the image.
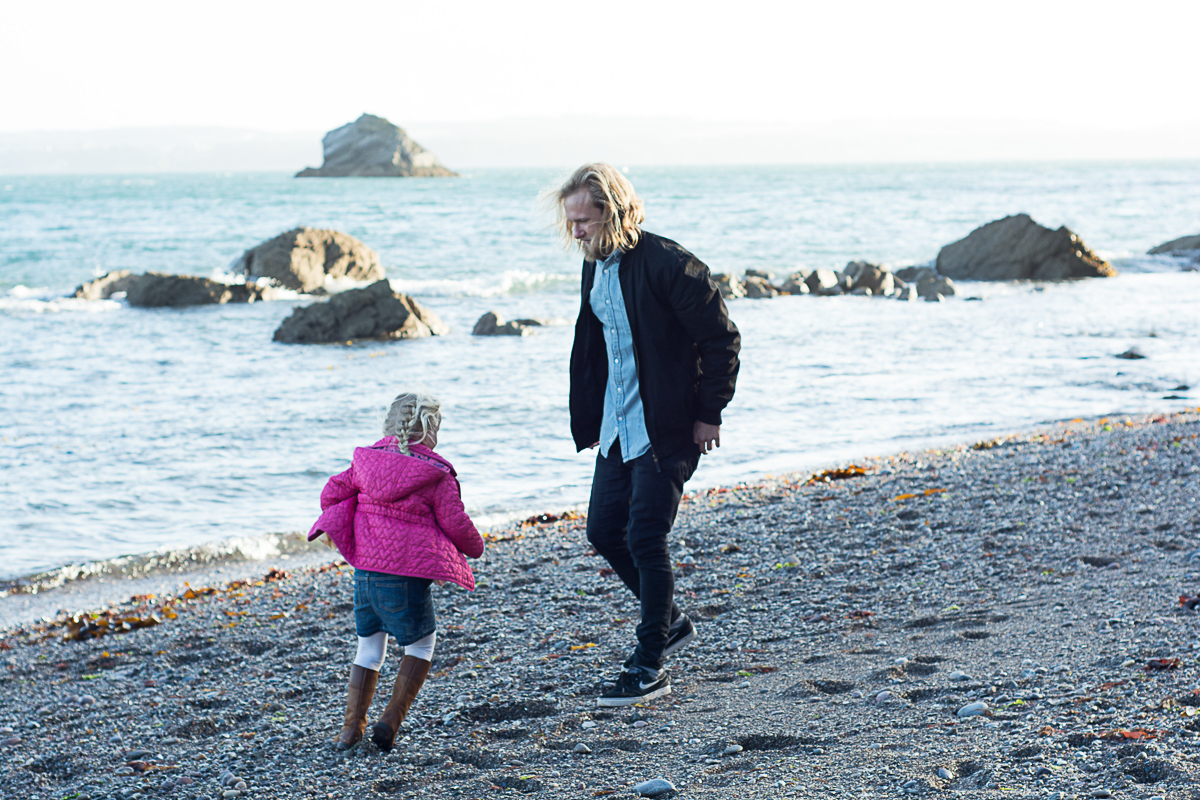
[370,655,431,752]
[335,664,379,750]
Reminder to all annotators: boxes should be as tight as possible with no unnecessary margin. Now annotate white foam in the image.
[0,285,121,314]
[387,270,574,298]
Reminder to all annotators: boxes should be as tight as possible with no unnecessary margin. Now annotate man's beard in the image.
[580,238,609,262]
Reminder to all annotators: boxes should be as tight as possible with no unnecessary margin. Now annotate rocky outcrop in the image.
[471,311,545,336]
[779,271,810,294]
[711,274,746,299]
[1148,234,1200,255]
[296,114,456,178]
[74,270,274,307]
[74,270,139,300]
[805,269,844,296]
[742,276,779,299]
[273,280,447,344]
[936,214,1116,281]
[232,228,384,294]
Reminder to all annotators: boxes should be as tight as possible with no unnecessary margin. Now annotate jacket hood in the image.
[350,440,454,503]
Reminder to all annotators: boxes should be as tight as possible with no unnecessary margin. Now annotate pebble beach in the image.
[2,410,1199,800]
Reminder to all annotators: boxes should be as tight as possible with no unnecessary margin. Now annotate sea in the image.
[1,163,1198,582]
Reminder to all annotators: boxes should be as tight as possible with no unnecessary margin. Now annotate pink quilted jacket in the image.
[308,439,485,590]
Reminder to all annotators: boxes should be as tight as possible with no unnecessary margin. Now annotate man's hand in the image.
[694,421,721,454]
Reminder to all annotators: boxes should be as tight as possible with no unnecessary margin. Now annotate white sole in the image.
[596,684,672,707]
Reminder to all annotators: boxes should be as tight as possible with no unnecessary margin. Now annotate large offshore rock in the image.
[847,262,895,296]
[1148,234,1200,255]
[73,270,139,300]
[75,270,272,306]
[273,280,448,344]
[805,269,843,295]
[295,114,456,178]
[936,214,1116,281]
[232,227,383,293]
[742,276,779,298]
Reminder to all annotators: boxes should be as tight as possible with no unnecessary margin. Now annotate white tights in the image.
[353,631,436,671]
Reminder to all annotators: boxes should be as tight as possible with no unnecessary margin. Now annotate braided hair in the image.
[382,391,442,454]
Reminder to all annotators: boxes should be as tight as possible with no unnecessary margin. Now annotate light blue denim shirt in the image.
[589,249,651,462]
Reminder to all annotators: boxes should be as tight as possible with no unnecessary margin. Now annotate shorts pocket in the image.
[374,581,411,615]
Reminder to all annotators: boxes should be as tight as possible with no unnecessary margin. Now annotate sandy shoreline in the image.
[2,410,1199,799]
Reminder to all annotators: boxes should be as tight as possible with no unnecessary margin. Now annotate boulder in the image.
[742,276,779,299]
[73,270,139,300]
[74,270,275,306]
[848,263,895,296]
[895,266,937,284]
[1148,234,1200,255]
[125,273,272,307]
[744,268,776,281]
[273,280,448,344]
[232,228,384,293]
[296,114,456,178]
[779,270,810,294]
[805,269,843,296]
[711,273,746,299]
[936,213,1116,280]
[471,311,543,336]
[917,275,956,299]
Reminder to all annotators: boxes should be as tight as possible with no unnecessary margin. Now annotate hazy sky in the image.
[5,0,1198,133]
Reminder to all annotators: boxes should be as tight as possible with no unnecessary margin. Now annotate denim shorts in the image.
[353,570,437,646]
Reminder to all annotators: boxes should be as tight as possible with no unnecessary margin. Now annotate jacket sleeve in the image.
[432,475,485,559]
[309,467,359,544]
[321,467,358,510]
[661,252,741,426]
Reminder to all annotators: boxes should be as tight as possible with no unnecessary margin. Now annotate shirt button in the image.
[611,328,617,333]
[614,358,620,363]
[617,416,623,421]
[605,300,610,305]
[616,387,622,392]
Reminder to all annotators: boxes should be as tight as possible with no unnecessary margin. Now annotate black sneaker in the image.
[597,666,671,707]
[663,614,697,659]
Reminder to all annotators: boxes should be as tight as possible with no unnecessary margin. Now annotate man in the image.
[557,163,740,706]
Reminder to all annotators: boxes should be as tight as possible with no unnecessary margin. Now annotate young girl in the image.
[309,391,484,752]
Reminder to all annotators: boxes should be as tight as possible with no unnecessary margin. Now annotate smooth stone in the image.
[1091,790,1113,799]
[1,736,21,747]
[937,768,952,779]
[109,734,122,744]
[223,792,241,799]
[572,743,591,753]
[125,749,153,760]
[947,671,971,682]
[581,721,598,729]
[633,720,648,728]
[722,745,743,756]
[875,690,894,703]
[957,701,989,718]
[632,778,677,797]
[78,694,96,706]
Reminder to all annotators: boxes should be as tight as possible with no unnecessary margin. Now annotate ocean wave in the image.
[387,270,575,298]
[0,285,121,314]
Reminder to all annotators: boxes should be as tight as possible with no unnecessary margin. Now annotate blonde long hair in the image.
[382,391,441,454]
[549,163,645,257]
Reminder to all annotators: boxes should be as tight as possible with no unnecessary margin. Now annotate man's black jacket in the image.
[569,231,740,459]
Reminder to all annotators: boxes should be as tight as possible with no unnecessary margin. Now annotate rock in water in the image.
[711,273,746,299]
[296,114,456,178]
[273,280,448,344]
[742,276,779,298]
[73,270,138,300]
[471,311,542,336]
[125,274,270,307]
[936,214,1116,281]
[232,228,384,293]
[1148,233,1200,255]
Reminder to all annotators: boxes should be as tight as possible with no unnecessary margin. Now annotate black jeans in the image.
[586,442,700,671]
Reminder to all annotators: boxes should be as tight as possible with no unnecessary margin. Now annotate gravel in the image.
[1,410,1199,798]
